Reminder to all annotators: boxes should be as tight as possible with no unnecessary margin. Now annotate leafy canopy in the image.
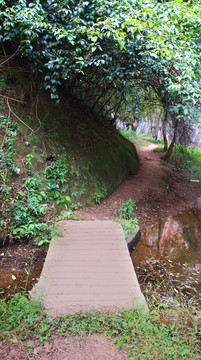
[0,0,201,122]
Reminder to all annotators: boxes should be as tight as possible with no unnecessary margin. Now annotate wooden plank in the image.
[31,220,147,316]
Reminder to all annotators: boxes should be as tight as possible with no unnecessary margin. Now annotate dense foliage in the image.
[0,0,201,157]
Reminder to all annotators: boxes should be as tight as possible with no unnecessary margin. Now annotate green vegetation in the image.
[117,198,136,220]
[119,129,137,143]
[118,218,138,240]
[0,89,139,246]
[0,114,80,246]
[0,293,200,359]
[172,145,201,180]
[0,1,201,357]
[0,0,200,159]
[135,134,163,145]
[116,198,138,240]
[121,130,201,181]
[120,129,164,146]
[153,145,165,153]
[93,186,107,204]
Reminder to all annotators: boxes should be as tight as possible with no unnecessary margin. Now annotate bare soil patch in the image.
[0,334,125,360]
[0,244,47,298]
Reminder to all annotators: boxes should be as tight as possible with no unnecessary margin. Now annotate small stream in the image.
[131,208,201,305]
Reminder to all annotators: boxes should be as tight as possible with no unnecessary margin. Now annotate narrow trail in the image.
[1,143,200,360]
[77,144,165,220]
[77,143,200,228]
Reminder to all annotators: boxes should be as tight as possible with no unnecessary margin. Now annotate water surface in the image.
[131,209,201,303]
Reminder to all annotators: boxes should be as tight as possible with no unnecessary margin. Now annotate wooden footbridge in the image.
[31,220,147,316]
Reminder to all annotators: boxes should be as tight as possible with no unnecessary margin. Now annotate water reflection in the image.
[131,209,201,304]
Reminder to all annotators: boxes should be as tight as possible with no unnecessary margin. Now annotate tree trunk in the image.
[163,110,168,152]
[91,77,116,110]
[162,119,178,161]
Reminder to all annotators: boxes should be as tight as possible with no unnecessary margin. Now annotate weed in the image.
[0,116,18,173]
[118,218,138,240]
[45,154,70,206]
[146,191,156,205]
[11,179,56,245]
[117,198,136,219]
[0,116,79,246]
[0,293,46,340]
[93,186,107,204]
[55,210,80,221]
[116,199,138,239]
[0,293,200,359]
[26,153,33,166]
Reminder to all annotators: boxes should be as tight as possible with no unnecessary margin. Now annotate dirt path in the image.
[76,143,200,228]
[1,143,200,360]
[0,335,126,360]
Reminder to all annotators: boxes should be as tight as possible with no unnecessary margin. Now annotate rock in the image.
[195,196,201,209]
[126,225,141,252]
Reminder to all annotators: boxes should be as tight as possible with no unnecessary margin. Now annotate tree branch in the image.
[0,46,21,67]
[0,94,25,103]
[7,99,34,133]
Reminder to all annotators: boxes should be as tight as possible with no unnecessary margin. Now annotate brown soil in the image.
[0,143,200,359]
[0,334,125,360]
[76,143,200,227]
[0,244,47,299]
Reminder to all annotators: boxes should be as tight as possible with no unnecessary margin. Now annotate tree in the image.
[98,0,201,158]
[0,0,201,159]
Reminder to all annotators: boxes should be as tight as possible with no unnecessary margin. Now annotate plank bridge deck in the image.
[31,220,147,316]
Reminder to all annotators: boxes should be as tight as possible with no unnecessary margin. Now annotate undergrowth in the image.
[0,293,200,359]
[116,199,138,240]
[117,198,136,219]
[0,115,81,246]
[172,145,201,179]
[118,218,138,240]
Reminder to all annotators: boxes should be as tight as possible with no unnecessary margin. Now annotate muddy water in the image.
[131,208,201,303]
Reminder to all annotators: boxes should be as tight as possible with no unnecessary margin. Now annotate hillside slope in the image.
[0,75,139,245]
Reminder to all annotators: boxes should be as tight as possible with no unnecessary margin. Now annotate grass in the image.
[137,133,164,144]
[172,145,201,180]
[153,145,165,152]
[120,129,164,146]
[121,129,201,180]
[0,293,200,359]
